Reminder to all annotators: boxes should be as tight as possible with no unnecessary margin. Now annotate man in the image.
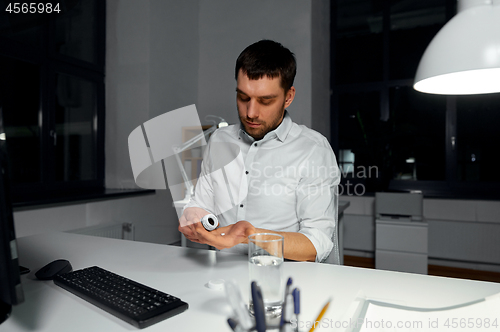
[179,40,340,263]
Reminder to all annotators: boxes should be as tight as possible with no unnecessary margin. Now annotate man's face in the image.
[236,69,295,140]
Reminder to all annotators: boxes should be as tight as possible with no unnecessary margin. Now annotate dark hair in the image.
[235,40,296,92]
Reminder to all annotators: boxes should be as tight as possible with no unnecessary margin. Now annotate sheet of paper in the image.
[351,293,500,332]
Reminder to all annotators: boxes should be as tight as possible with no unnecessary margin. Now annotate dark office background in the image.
[1,0,500,205]
[0,0,105,204]
[331,0,500,199]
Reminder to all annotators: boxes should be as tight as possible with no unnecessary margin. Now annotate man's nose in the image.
[246,100,259,119]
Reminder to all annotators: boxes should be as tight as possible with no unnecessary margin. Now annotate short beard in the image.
[239,101,285,140]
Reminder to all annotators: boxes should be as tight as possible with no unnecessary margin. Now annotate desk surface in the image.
[4,232,500,332]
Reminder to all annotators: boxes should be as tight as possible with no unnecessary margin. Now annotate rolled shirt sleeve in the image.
[295,144,340,263]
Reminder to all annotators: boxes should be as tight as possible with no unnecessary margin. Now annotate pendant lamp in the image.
[414,0,500,95]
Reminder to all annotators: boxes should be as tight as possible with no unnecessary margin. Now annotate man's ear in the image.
[284,86,296,108]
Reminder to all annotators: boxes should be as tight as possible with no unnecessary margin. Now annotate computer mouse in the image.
[35,259,73,280]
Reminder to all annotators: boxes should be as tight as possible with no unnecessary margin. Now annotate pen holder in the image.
[225,277,300,332]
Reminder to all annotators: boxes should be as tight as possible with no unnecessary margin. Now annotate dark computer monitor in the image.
[0,111,24,324]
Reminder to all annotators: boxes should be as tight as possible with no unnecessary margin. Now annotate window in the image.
[332,0,500,198]
[456,94,500,183]
[0,56,41,184]
[388,86,446,182]
[0,0,105,203]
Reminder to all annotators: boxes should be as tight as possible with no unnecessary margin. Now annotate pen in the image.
[227,318,239,332]
[308,298,331,332]
[251,281,266,332]
[283,293,294,332]
[224,280,253,330]
[227,318,246,332]
[280,277,293,327]
[292,288,300,332]
[285,277,293,296]
[227,317,237,330]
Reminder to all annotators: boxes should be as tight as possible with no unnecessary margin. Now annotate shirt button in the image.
[240,204,244,208]
[254,143,257,147]
[245,171,249,174]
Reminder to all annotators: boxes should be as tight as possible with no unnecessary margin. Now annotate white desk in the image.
[4,232,500,332]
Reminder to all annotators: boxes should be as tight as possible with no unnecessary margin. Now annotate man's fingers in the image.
[181,220,214,244]
[179,216,200,228]
[179,220,204,242]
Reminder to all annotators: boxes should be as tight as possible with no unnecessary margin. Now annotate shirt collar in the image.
[274,111,292,142]
[238,111,293,143]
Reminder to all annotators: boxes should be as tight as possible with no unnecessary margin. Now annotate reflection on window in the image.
[55,0,97,64]
[456,94,500,182]
[336,0,383,36]
[0,8,44,49]
[339,149,355,176]
[335,0,384,83]
[389,86,446,181]
[0,56,41,184]
[389,0,446,79]
[338,91,387,190]
[55,73,97,181]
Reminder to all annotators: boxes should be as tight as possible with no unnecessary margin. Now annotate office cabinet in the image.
[376,219,428,274]
[375,192,428,274]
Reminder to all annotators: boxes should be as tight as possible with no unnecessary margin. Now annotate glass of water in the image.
[248,233,284,318]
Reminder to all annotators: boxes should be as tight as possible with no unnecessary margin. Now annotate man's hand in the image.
[179,210,315,261]
[179,208,255,249]
[178,207,212,243]
[209,221,256,249]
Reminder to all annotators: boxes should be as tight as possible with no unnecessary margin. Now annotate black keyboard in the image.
[53,266,188,329]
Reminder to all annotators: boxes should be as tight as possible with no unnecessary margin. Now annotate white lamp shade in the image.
[414,2,500,95]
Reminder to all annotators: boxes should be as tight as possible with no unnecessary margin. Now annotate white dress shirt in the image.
[185,112,341,263]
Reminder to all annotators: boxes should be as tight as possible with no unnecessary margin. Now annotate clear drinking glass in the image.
[248,233,284,318]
